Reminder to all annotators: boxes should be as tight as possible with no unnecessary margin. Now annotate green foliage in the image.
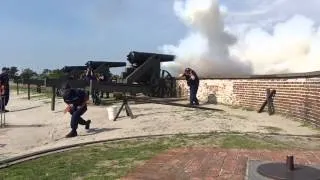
[37,69,66,79]
[47,69,65,79]
[19,68,38,80]
[8,66,19,79]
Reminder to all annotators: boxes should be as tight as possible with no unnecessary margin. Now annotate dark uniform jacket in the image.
[63,89,88,107]
[0,73,9,95]
[183,70,199,87]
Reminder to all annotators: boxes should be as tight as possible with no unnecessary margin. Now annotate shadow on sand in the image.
[8,105,42,113]
[81,128,121,136]
[5,124,46,128]
[0,144,6,148]
[53,110,64,114]
[133,110,187,118]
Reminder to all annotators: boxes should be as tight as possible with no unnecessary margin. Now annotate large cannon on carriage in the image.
[122,51,176,98]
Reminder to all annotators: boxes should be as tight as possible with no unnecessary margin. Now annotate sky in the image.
[0,0,320,75]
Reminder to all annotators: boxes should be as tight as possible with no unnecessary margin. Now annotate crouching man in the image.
[62,84,91,138]
[179,68,200,106]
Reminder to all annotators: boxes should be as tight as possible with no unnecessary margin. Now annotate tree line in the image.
[2,67,65,80]
[2,66,119,81]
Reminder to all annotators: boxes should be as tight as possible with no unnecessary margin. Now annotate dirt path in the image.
[0,92,319,160]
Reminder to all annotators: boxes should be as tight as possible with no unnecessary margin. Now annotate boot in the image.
[65,130,77,138]
[85,120,91,130]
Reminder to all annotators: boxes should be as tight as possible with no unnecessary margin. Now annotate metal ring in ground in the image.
[257,163,320,180]
[1,131,319,169]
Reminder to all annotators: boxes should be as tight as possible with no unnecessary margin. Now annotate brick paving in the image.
[122,147,320,180]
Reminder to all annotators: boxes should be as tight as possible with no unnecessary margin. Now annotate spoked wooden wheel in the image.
[150,69,175,98]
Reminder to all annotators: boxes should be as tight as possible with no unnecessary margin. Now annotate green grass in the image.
[299,121,320,131]
[0,133,296,180]
[10,84,54,99]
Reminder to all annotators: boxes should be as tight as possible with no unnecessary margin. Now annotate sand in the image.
[0,91,319,160]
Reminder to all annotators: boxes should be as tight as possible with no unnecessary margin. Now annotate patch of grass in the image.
[299,121,320,131]
[260,126,283,133]
[220,134,287,149]
[241,107,256,111]
[0,134,302,180]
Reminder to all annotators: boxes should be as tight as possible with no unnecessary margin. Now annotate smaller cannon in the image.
[61,66,87,80]
[61,66,87,73]
[84,61,126,82]
[85,61,126,70]
[84,61,126,105]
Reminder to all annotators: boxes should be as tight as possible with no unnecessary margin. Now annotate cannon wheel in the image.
[150,69,175,98]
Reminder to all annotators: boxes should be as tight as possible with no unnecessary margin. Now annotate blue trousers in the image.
[0,94,9,111]
[69,105,87,131]
[189,85,199,105]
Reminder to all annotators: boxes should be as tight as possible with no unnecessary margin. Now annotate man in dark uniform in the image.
[62,83,91,138]
[179,68,200,106]
[0,78,6,112]
[0,68,10,112]
[97,73,110,98]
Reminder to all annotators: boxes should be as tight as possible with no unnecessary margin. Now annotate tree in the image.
[39,69,51,79]
[47,69,65,79]
[8,66,19,79]
[20,68,38,80]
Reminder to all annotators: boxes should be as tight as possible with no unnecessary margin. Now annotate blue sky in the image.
[0,0,319,74]
[0,0,188,74]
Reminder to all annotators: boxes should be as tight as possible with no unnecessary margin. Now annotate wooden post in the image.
[16,81,19,95]
[258,89,276,114]
[267,89,275,115]
[51,86,56,111]
[27,83,30,100]
[37,85,41,93]
[266,88,271,114]
[89,80,93,102]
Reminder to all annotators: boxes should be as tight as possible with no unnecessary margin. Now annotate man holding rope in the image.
[62,83,91,138]
[179,68,200,106]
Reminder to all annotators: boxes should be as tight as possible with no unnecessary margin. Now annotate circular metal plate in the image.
[257,163,320,180]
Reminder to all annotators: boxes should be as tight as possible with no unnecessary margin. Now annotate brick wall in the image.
[176,72,320,125]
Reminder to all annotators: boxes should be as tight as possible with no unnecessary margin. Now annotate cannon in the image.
[85,61,126,71]
[126,51,174,67]
[61,66,87,73]
[84,61,126,104]
[123,51,176,98]
[61,66,87,80]
[44,51,178,110]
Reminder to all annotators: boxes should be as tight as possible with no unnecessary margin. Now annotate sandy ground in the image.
[0,91,319,160]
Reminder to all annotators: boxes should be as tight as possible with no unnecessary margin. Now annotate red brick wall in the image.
[176,75,320,125]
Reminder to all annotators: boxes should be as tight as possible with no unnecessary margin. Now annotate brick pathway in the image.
[122,147,320,180]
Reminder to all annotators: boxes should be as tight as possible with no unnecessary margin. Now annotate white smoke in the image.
[232,14,320,74]
[160,0,320,76]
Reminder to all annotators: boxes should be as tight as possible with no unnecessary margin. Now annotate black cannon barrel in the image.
[126,51,175,65]
[62,66,87,73]
[85,61,126,69]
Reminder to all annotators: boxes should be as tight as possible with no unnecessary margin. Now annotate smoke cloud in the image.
[160,0,320,77]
